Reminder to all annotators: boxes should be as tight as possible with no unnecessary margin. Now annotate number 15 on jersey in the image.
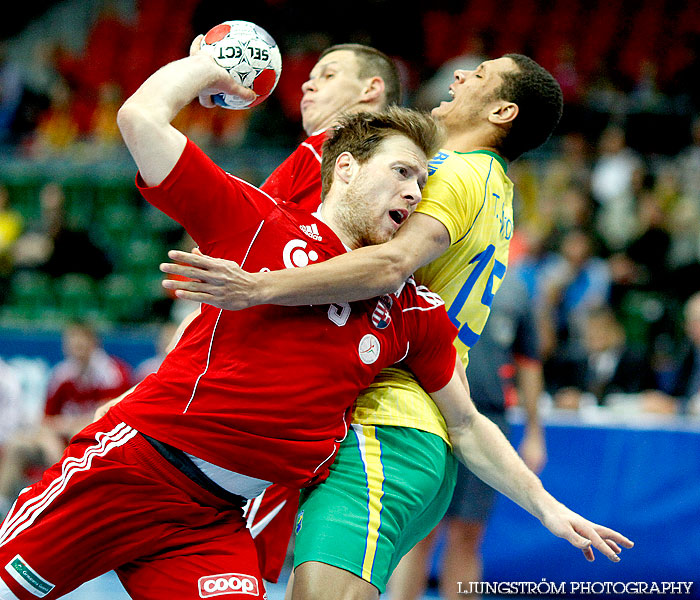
[446,243,506,348]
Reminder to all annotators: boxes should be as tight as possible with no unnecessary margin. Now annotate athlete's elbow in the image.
[117,102,144,142]
[381,250,416,292]
[117,100,163,143]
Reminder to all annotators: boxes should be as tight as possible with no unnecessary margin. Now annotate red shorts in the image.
[0,412,265,600]
[247,484,299,582]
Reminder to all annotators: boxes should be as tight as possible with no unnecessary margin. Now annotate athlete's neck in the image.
[443,129,507,164]
[319,201,357,251]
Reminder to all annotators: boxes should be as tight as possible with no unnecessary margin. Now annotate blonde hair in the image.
[320,107,441,198]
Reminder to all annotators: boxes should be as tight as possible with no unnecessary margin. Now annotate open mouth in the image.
[389,209,407,226]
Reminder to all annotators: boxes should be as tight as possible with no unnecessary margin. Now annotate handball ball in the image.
[200,20,282,109]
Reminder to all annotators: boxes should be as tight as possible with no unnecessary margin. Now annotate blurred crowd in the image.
[0,0,699,470]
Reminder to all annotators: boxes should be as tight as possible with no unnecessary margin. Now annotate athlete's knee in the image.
[291,562,379,600]
[446,519,485,554]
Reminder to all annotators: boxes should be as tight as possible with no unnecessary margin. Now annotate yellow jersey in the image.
[353,149,514,443]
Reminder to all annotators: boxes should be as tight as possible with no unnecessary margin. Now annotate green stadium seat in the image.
[54,273,100,320]
[7,270,55,320]
[62,178,97,231]
[101,273,148,322]
[121,238,167,275]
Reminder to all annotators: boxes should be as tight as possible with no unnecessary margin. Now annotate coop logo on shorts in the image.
[5,554,55,597]
[283,239,319,269]
[198,572,259,597]
[358,333,381,365]
[295,510,304,535]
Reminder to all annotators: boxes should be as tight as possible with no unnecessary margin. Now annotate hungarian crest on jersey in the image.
[371,295,393,329]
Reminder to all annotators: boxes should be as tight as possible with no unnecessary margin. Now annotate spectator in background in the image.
[27,78,79,158]
[591,125,644,251]
[13,181,113,280]
[542,132,592,199]
[538,228,611,363]
[550,306,656,410]
[545,185,602,253]
[388,271,546,600]
[666,292,700,415]
[0,184,22,303]
[0,321,131,517]
[0,42,24,144]
[87,82,123,157]
[0,358,23,448]
[608,182,672,307]
[677,116,700,201]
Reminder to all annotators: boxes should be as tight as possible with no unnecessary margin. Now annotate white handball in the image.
[200,20,282,109]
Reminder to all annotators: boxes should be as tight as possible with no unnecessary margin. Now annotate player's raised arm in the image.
[428,359,634,563]
[117,54,254,187]
[161,210,451,310]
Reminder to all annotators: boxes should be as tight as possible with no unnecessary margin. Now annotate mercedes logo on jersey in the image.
[358,334,381,365]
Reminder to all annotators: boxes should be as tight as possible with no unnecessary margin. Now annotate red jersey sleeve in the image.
[261,133,324,211]
[260,149,294,201]
[136,139,278,247]
[401,281,458,393]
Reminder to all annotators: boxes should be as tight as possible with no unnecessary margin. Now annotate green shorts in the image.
[293,423,457,593]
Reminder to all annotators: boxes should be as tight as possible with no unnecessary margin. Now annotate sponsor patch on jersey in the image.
[295,510,304,535]
[358,334,381,365]
[283,239,319,269]
[5,555,55,598]
[198,572,259,597]
[371,295,393,329]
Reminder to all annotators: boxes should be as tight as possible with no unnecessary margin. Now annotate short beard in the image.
[335,178,387,248]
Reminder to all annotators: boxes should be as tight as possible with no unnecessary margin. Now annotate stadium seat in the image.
[95,203,140,260]
[141,204,183,240]
[54,273,100,320]
[101,273,147,322]
[121,238,167,276]
[7,270,55,321]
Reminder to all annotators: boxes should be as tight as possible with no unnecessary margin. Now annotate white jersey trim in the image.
[183,219,264,414]
[301,141,323,164]
[0,422,137,548]
[226,173,278,206]
[249,500,287,539]
[183,309,223,414]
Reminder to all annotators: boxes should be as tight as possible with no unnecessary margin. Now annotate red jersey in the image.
[260,130,326,213]
[44,349,132,417]
[112,140,457,489]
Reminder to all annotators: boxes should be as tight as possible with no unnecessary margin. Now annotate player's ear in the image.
[488,101,519,125]
[334,151,357,184]
[361,76,385,104]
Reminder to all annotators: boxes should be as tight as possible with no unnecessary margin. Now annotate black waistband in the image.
[142,433,246,509]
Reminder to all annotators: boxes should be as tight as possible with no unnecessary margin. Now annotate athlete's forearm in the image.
[254,212,450,306]
[254,243,413,306]
[430,369,556,521]
[517,360,544,430]
[117,55,253,186]
[447,412,556,521]
[121,56,219,127]
[161,211,450,309]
